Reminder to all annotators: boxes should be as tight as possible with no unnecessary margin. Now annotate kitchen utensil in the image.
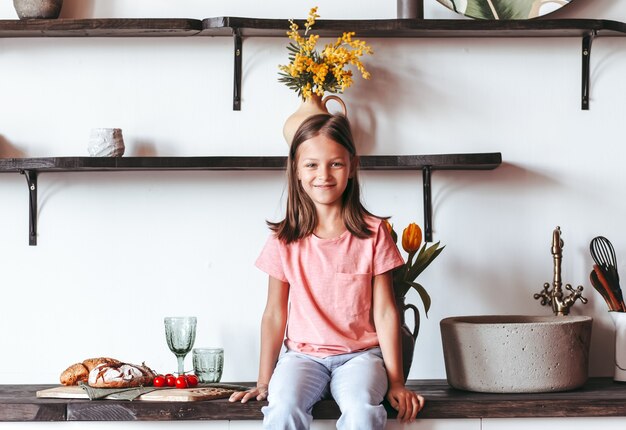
[590,236,620,280]
[590,269,616,311]
[204,382,253,391]
[164,316,197,375]
[591,266,624,312]
[590,237,625,310]
[36,385,234,402]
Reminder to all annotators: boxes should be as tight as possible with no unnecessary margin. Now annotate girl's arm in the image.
[229,275,289,403]
[372,270,425,422]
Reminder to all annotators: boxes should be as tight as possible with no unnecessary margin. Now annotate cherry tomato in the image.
[175,375,188,389]
[165,374,176,387]
[186,374,199,387]
[153,375,166,387]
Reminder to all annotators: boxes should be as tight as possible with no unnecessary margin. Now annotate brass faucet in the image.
[534,226,587,315]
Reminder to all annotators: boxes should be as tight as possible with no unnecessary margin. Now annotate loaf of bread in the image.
[60,357,121,386]
[88,362,156,388]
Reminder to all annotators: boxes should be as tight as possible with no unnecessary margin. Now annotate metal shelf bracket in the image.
[582,31,596,110]
[233,28,242,111]
[20,169,38,246]
[422,166,433,243]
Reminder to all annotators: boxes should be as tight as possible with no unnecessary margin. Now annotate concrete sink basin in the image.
[440,315,592,393]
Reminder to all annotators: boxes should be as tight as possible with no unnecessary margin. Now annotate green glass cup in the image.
[192,348,224,383]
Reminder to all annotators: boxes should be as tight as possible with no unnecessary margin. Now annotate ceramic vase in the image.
[88,128,125,157]
[13,0,63,19]
[282,94,347,146]
[610,311,626,382]
[397,0,424,19]
[395,295,419,382]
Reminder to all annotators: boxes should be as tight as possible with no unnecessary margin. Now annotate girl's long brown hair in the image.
[268,113,375,243]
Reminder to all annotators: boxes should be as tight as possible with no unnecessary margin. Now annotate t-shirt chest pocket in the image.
[332,270,372,317]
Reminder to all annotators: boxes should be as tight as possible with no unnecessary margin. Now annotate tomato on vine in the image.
[153,375,166,387]
[175,375,188,389]
[186,374,199,387]
[165,374,176,387]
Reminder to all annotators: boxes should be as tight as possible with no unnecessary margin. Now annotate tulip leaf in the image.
[408,281,431,316]
[415,241,428,260]
[406,242,445,281]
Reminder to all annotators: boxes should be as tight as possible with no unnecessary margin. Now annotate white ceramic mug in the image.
[88,128,125,157]
[610,311,626,382]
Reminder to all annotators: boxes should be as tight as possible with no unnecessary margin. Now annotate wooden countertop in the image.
[2,378,626,421]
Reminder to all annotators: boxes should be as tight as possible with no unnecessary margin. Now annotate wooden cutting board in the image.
[36,385,234,402]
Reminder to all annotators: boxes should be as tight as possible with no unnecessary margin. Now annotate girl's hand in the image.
[228,383,268,403]
[386,384,425,423]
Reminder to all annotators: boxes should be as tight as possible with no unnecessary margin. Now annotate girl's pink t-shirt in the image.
[255,216,404,357]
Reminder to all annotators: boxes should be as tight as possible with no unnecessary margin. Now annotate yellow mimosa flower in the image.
[278,7,373,100]
[305,7,319,33]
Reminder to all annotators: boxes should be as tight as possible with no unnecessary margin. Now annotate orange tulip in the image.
[402,223,422,253]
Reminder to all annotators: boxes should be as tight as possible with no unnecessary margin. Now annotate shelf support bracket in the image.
[20,170,38,246]
[233,28,242,111]
[422,166,433,243]
[582,31,596,110]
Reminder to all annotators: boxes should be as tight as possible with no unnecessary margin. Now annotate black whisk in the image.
[590,236,625,311]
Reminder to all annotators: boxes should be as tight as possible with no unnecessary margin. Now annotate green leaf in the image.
[408,281,431,316]
[406,242,445,281]
[465,0,536,20]
[415,242,444,267]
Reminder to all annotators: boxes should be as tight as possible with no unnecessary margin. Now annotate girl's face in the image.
[296,133,354,211]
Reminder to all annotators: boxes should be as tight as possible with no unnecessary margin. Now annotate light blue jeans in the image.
[262,347,388,430]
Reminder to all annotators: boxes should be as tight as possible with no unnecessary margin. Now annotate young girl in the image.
[229,113,424,428]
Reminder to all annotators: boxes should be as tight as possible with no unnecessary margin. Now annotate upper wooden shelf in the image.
[1,18,622,110]
[0,18,202,37]
[0,153,502,172]
[204,17,626,38]
[0,18,625,38]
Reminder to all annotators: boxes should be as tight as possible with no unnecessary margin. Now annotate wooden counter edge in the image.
[2,378,626,421]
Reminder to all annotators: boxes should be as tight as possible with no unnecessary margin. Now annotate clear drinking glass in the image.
[192,348,224,383]
[164,316,197,375]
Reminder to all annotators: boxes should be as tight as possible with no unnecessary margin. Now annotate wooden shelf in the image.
[0,18,202,37]
[203,17,626,38]
[1,18,625,38]
[0,153,501,172]
[1,18,625,109]
[0,153,502,246]
[3,378,626,421]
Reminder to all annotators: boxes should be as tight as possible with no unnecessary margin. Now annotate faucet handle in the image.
[565,284,588,304]
[534,282,552,306]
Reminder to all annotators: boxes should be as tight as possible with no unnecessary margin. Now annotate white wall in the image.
[1,0,625,385]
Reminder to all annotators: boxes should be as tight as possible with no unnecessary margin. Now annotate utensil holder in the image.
[610,311,626,382]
